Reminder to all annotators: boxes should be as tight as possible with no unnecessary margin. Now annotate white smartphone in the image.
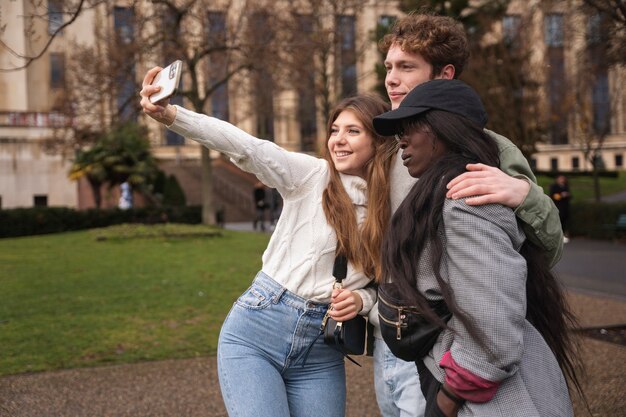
[149,60,183,104]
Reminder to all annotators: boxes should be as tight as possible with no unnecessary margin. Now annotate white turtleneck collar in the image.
[339,173,368,207]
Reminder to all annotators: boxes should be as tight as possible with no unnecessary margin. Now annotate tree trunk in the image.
[90,181,102,209]
[592,166,602,202]
[201,147,215,225]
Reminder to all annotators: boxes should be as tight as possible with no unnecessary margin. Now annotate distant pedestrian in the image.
[216,205,226,228]
[269,187,283,228]
[118,182,133,210]
[550,175,572,243]
[253,181,267,231]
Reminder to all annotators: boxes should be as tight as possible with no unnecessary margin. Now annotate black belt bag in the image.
[378,282,451,362]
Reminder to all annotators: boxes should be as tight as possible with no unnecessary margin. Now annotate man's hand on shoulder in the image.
[446,163,530,208]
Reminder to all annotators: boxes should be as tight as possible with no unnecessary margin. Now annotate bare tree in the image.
[0,0,109,71]
[386,1,548,157]
[581,0,626,64]
[280,0,364,128]
[2,0,382,219]
[463,8,546,159]
[566,10,615,201]
[3,0,285,223]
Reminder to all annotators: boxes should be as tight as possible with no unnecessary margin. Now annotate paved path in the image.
[602,189,626,203]
[555,238,626,300]
[1,291,624,417]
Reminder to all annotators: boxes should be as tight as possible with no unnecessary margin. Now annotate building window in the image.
[207,11,229,122]
[502,14,521,46]
[378,15,395,28]
[297,14,317,152]
[251,11,275,140]
[34,195,48,207]
[587,13,603,45]
[337,15,357,98]
[544,14,564,47]
[550,157,558,171]
[162,8,185,146]
[572,156,580,170]
[165,74,184,145]
[530,158,537,170]
[48,0,63,34]
[615,154,623,168]
[587,13,610,136]
[50,53,65,89]
[114,7,136,122]
[114,7,134,45]
[165,121,184,145]
[592,73,610,134]
[545,13,567,145]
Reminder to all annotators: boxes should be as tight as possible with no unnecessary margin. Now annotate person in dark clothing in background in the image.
[269,187,283,229]
[253,181,267,231]
[550,175,572,243]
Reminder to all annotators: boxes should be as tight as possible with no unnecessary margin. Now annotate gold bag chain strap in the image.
[302,254,350,367]
[321,254,348,330]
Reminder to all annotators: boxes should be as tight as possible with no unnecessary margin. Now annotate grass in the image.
[0,224,269,376]
[536,171,626,201]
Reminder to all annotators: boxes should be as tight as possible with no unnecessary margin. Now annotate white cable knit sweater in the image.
[168,105,376,313]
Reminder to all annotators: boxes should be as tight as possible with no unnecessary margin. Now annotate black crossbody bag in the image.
[322,255,366,365]
[378,281,451,362]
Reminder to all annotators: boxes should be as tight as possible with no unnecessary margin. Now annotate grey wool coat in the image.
[420,198,573,417]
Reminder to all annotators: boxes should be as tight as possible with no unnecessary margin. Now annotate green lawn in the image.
[536,171,626,201]
[0,224,269,376]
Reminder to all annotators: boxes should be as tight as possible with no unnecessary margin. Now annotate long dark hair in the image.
[381,110,584,398]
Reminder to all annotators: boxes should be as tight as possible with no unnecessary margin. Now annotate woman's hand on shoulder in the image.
[329,289,363,321]
[139,66,177,126]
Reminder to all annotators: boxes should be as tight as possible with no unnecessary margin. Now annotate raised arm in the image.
[139,67,323,197]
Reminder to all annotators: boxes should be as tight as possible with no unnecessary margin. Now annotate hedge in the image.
[535,170,619,179]
[0,206,202,238]
[2,202,625,240]
[570,202,626,239]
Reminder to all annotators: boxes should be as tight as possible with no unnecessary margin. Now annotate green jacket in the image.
[488,130,563,266]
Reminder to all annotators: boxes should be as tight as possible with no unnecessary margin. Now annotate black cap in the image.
[373,79,487,136]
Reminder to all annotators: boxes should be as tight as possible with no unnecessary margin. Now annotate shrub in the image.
[0,206,202,238]
[163,174,186,206]
[570,202,626,239]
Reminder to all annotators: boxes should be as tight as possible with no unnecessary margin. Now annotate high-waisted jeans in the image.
[217,272,346,417]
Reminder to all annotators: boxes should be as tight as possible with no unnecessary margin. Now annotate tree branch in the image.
[0,0,87,72]
[582,0,626,25]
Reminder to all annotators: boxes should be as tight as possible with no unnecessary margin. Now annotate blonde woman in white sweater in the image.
[140,66,397,417]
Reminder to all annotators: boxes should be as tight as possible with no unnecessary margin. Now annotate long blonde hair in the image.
[322,94,397,280]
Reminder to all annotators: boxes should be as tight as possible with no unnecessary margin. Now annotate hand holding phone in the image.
[149,60,182,104]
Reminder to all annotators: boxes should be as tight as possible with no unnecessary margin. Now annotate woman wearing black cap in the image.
[374,80,584,417]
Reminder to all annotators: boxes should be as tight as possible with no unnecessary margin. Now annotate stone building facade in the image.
[0,0,624,209]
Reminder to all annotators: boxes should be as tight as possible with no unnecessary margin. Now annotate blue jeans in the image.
[218,272,346,417]
[373,337,426,417]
